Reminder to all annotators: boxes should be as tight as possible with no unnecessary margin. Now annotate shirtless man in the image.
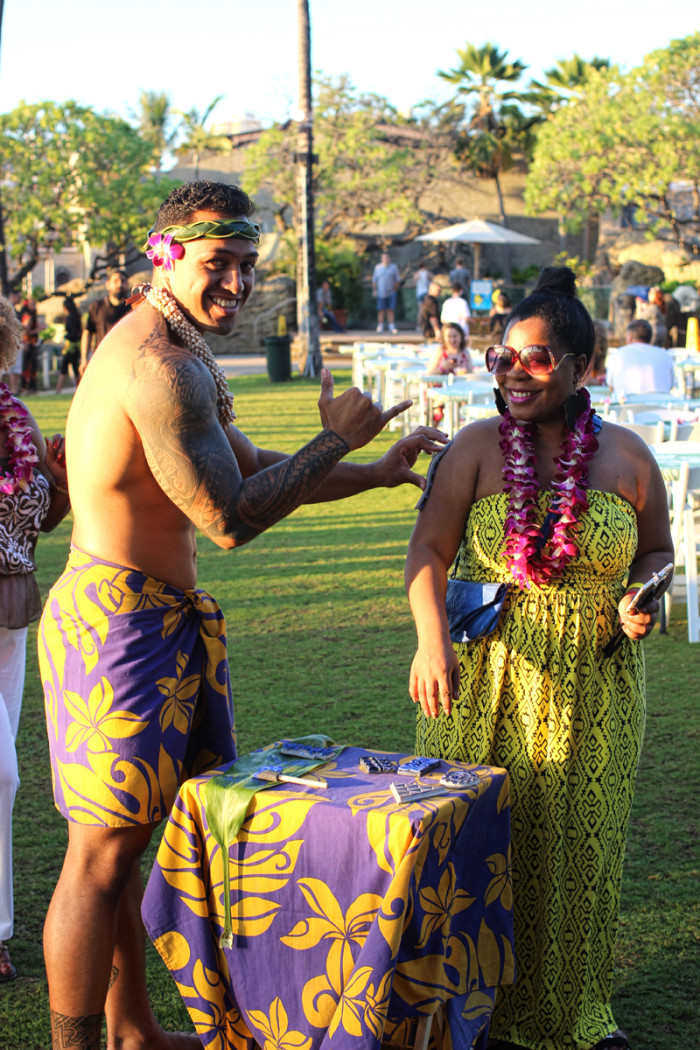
[38,180,445,1050]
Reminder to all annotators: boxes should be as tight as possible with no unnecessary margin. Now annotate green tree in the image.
[175,95,232,180]
[0,101,177,286]
[438,42,533,227]
[525,35,700,255]
[242,75,445,258]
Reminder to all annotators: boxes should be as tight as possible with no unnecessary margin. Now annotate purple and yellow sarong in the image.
[38,547,236,827]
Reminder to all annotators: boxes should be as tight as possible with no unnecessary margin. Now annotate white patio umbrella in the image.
[416,219,540,279]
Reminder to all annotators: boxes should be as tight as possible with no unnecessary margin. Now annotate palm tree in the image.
[526,54,611,116]
[137,90,177,171]
[175,96,232,180]
[438,42,529,229]
[297,0,321,377]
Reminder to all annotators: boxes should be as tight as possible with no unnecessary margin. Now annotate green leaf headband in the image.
[143,218,261,252]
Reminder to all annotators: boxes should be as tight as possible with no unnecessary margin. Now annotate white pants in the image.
[0,626,27,942]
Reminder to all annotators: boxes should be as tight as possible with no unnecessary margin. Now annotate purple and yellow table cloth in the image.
[142,746,514,1050]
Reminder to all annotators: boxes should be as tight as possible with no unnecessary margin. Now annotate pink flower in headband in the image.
[146,232,184,271]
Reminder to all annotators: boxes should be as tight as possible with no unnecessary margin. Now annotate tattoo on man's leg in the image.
[50,1010,102,1050]
[108,965,119,989]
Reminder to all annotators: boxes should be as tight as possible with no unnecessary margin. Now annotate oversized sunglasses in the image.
[485,344,574,377]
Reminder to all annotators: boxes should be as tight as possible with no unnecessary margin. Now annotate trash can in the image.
[264,335,291,382]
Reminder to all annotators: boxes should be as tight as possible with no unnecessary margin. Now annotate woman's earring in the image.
[494,388,508,416]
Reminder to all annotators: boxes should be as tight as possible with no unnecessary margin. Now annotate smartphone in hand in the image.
[603,562,673,657]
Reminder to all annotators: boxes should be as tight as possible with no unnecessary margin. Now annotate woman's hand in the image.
[409,639,459,719]
[616,589,659,641]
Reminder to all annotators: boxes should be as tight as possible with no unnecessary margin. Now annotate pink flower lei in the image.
[499,388,599,588]
[0,383,39,495]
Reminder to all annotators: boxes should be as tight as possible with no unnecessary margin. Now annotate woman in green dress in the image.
[405,268,673,1050]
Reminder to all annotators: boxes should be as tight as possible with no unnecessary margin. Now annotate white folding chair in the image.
[671,423,696,442]
[681,502,700,642]
[656,448,700,634]
[617,420,665,444]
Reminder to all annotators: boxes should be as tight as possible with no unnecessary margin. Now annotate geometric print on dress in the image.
[417,491,645,1050]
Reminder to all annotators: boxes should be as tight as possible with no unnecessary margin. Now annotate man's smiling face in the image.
[161,209,258,335]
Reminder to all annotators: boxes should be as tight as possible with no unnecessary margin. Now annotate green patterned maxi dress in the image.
[417,490,645,1050]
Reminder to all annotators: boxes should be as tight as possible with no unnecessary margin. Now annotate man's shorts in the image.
[376,292,397,311]
[39,547,236,826]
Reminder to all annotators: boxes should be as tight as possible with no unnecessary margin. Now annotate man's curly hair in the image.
[154,180,255,231]
[0,296,23,373]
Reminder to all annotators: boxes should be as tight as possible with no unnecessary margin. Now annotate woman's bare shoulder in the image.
[588,419,666,508]
[451,414,502,448]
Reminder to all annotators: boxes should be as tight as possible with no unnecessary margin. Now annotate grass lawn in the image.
[1,372,698,1048]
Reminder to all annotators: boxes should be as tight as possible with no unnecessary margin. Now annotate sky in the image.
[0,0,698,133]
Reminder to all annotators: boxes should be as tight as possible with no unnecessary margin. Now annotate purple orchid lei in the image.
[145,232,185,271]
[0,383,39,495]
[499,388,599,588]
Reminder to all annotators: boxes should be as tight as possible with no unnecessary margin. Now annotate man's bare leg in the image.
[44,822,200,1050]
[104,864,201,1050]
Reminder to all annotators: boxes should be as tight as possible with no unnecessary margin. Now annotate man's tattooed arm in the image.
[128,344,350,546]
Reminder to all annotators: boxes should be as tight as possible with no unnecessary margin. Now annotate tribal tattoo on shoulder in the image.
[50,1010,102,1049]
[127,327,350,544]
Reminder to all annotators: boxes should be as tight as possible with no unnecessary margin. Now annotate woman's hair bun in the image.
[534,266,577,298]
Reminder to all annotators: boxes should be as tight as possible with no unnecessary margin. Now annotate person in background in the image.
[419,281,442,341]
[440,283,471,338]
[587,319,609,384]
[316,279,344,333]
[489,291,512,344]
[663,292,686,348]
[19,299,40,394]
[81,270,129,373]
[635,287,667,349]
[605,319,674,399]
[426,322,474,426]
[372,252,400,334]
[646,286,667,347]
[406,267,672,1050]
[413,263,432,329]
[0,295,70,984]
[426,322,473,377]
[448,256,470,299]
[55,297,83,395]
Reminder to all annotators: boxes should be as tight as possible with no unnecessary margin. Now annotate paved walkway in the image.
[217,354,268,378]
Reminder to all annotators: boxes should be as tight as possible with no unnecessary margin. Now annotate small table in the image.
[424,380,497,436]
[142,746,514,1050]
